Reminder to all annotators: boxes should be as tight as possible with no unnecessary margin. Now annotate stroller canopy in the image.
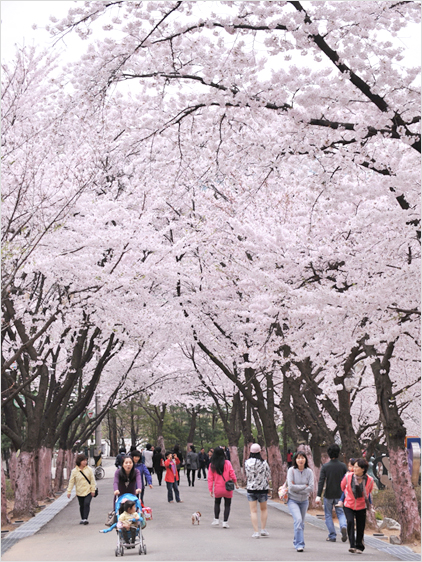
[115,493,142,513]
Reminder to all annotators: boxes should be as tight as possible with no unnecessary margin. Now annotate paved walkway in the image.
[1,459,419,561]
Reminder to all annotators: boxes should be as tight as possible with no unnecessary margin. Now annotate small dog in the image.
[191,511,201,525]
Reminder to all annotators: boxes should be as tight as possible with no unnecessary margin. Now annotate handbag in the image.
[278,482,288,503]
[221,473,235,491]
[80,469,98,497]
[105,510,117,526]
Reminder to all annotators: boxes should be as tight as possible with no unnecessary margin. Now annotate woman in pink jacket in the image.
[208,446,239,528]
[341,458,374,554]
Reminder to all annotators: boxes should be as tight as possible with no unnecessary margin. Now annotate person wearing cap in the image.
[244,443,271,538]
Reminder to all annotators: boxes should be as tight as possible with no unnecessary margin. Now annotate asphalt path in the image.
[2,459,398,562]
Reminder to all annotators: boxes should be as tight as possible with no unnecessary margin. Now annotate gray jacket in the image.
[287,466,314,502]
[186,451,199,470]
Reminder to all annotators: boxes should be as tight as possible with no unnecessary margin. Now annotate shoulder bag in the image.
[80,469,99,497]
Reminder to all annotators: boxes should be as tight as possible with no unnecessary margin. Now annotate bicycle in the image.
[94,452,105,480]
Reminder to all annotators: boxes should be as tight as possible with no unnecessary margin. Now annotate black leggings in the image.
[186,468,196,486]
[214,497,232,522]
[77,494,92,520]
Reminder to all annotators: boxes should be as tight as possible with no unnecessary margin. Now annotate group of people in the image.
[67,442,374,555]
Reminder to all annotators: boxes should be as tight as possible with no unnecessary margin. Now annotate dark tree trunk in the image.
[108,409,118,457]
[364,339,421,542]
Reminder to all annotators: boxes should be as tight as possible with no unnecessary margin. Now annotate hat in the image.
[250,443,261,453]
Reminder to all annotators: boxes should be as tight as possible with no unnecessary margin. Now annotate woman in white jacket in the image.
[244,443,271,539]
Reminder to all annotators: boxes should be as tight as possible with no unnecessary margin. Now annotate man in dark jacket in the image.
[115,446,126,468]
[316,444,348,542]
[197,447,207,479]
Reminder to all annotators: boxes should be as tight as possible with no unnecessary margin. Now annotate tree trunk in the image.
[9,448,18,492]
[65,449,75,483]
[54,448,66,492]
[108,409,118,457]
[157,435,166,456]
[365,339,421,542]
[34,446,53,500]
[187,408,197,444]
[13,451,37,517]
[389,446,421,541]
[228,445,243,484]
[267,444,285,498]
[1,457,10,525]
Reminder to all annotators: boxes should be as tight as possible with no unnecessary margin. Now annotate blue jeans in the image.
[287,498,308,549]
[166,481,181,502]
[324,497,347,540]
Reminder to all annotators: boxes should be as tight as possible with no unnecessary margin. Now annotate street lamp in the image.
[95,393,103,456]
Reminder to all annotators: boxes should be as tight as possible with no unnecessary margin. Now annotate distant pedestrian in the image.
[186,445,199,487]
[173,444,184,480]
[67,453,96,525]
[152,446,165,486]
[130,449,153,503]
[197,447,208,479]
[341,458,374,554]
[208,446,239,528]
[164,451,183,503]
[206,448,214,470]
[315,444,348,543]
[143,443,154,474]
[244,443,271,538]
[115,446,127,469]
[287,449,293,468]
[287,451,314,552]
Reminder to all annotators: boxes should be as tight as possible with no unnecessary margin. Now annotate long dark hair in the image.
[119,454,136,481]
[292,451,309,469]
[210,447,226,475]
[249,452,264,462]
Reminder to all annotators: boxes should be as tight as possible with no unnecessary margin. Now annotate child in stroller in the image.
[113,493,147,556]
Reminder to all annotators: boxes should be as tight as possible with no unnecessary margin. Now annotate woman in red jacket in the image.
[341,457,374,554]
[208,446,239,528]
[164,451,183,503]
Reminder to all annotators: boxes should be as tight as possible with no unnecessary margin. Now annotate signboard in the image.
[87,410,95,419]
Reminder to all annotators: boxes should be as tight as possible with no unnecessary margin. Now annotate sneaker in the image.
[222,521,230,528]
[349,548,356,553]
[341,527,347,542]
[252,532,260,539]
[212,519,220,526]
[355,550,363,554]
[83,520,89,525]
[296,547,304,552]
[260,529,269,537]
[80,520,85,525]
[326,537,336,542]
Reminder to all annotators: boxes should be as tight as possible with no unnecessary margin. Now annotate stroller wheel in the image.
[120,546,124,556]
[143,545,147,555]
[139,546,142,555]
[115,547,119,557]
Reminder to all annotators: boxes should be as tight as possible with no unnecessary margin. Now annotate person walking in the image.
[244,443,271,538]
[197,447,208,479]
[130,449,153,503]
[287,451,314,552]
[143,444,154,474]
[208,446,239,528]
[186,445,199,487]
[164,451,183,503]
[315,444,348,543]
[173,444,184,481]
[115,446,127,469]
[152,446,165,486]
[287,449,293,468]
[113,455,143,508]
[66,453,96,525]
[341,458,374,554]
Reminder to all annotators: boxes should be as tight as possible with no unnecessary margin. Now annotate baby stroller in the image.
[100,493,147,556]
